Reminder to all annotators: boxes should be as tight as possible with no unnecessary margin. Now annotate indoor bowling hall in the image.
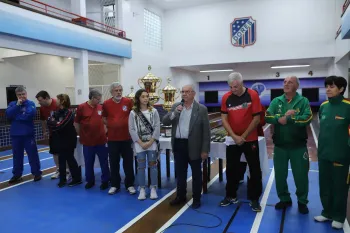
[0,0,350,232]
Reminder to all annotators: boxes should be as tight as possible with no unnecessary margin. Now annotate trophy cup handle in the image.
[158,89,164,100]
[174,88,181,100]
[138,78,143,88]
[156,78,162,89]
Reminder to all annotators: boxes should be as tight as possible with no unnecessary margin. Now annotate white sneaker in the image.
[51,170,59,179]
[314,215,331,222]
[128,186,136,195]
[138,188,146,200]
[150,187,158,200]
[332,221,343,229]
[66,170,72,181]
[108,187,119,195]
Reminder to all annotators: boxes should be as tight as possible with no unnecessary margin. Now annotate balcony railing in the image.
[14,0,126,38]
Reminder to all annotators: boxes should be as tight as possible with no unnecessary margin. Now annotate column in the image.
[74,50,89,105]
[334,56,349,98]
[71,0,86,17]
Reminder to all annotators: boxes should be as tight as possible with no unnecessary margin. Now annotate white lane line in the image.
[0,168,56,192]
[156,168,227,233]
[0,157,53,172]
[114,176,193,233]
[250,168,275,233]
[0,149,50,162]
[310,123,350,233]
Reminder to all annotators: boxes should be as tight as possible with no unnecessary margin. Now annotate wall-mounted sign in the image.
[230,16,256,48]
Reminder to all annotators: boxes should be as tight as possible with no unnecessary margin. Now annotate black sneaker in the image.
[8,176,22,184]
[34,175,42,182]
[191,201,201,209]
[275,201,292,210]
[298,202,309,214]
[250,200,262,212]
[85,182,95,189]
[68,179,82,187]
[57,181,66,188]
[100,182,109,190]
[219,197,239,207]
[170,197,187,206]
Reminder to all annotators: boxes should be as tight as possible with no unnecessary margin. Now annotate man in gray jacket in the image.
[163,84,211,209]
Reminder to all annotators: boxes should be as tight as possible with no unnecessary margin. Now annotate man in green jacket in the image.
[265,76,312,214]
[314,76,350,229]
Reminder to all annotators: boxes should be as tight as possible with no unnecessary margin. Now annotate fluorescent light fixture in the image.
[271,65,310,69]
[68,57,72,59]
[200,69,233,73]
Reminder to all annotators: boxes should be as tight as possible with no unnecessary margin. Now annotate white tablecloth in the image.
[74,136,270,178]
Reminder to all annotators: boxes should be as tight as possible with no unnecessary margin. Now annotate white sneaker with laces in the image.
[138,188,146,200]
[332,221,343,229]
[150,187,158,200]
[314,216,331,222]
[128,186,136,195]
[51,170,59,179]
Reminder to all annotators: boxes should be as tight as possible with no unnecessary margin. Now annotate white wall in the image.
[86,0,102,23]
[119,0,173,104]
[164,0,335,67]
[0,54,74,108]
[38,0,71,12]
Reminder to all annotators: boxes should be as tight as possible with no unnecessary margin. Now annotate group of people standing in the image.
[5,73,349,228]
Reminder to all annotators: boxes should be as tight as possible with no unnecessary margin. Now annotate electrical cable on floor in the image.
[159,202,223,233]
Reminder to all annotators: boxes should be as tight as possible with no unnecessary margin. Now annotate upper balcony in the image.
[0,0,132,58]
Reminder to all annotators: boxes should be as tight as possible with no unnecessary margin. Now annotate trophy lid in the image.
[162,77,177,91]
[140,65,161,82]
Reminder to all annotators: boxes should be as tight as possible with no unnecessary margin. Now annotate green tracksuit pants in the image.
[273,146,309,204]
[319,160,349,223]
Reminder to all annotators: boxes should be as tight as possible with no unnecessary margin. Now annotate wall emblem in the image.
[231,16,256,48]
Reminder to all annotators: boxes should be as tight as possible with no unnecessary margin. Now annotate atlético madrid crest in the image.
[230,16,256,48]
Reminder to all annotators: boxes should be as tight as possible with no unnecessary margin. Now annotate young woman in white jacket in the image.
[128,89,160,200]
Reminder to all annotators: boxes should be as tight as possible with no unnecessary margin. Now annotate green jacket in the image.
[318,95,350,165]
[265,93,312,148]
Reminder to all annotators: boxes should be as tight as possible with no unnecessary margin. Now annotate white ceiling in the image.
[0,48,35,61]
[149,0,233,10]
[174,57,335,72]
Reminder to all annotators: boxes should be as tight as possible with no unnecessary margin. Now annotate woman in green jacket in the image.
[315,76,350,229]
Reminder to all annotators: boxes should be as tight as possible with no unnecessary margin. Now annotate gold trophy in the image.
[159,77,180,137]
[159,77,180,111]
[138,65,162,105]
[125,85,135,102]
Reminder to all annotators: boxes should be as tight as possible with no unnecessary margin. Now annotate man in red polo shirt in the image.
[220,72,263,212]
[74,89,110,190]
[103,82,135,195]
[36,90,60,179]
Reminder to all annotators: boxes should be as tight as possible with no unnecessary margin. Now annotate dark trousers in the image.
[239,162,247,181]
[226,141,262,201]
[83,144,110,183]
[174,139,202,202]
[11,136,41,177]
[58,149,81,182]
[108,140,135,189]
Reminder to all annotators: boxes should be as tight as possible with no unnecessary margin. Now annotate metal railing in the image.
[17,0,126,38]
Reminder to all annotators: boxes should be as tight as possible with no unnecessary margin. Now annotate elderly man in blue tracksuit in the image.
[6,86,42,184]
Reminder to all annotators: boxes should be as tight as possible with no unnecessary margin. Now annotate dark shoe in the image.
[275,201,292,210]
[34,175,42,182]
[100,182,109,190]
[250,200,262,212]
[220,197,239,207]
[191,201,201,209]
[170,197,187,206]
[298,202,309,214]
[68,179,82,187]
[85,182,95,189]
[57,181,66,188]
[8,176,22,184]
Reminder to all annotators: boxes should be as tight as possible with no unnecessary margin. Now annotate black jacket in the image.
[47,108,77,154]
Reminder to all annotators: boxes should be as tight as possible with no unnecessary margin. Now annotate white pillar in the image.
[71,0,86,17]
[74,50,89,104]
[334,56,349,98]
[116,0,123,30]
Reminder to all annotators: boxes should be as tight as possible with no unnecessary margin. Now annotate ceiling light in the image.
[68,57,72,59]
[270,65,310,69]
[200,69,233,73]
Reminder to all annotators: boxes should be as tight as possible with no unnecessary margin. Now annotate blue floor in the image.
[0,149,346,233]
[0,144,49,157]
